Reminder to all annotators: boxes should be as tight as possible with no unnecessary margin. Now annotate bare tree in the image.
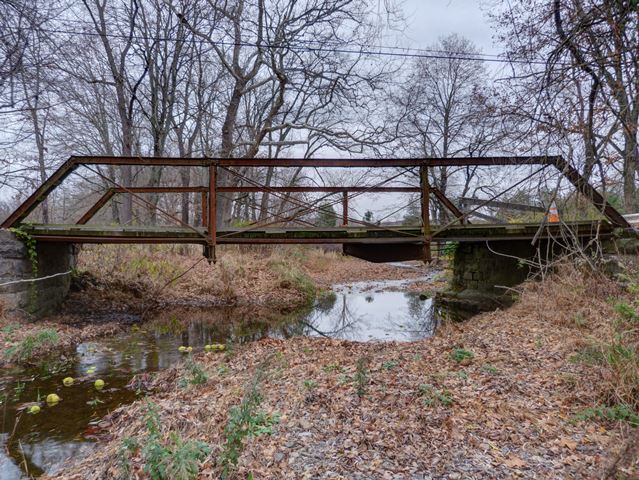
[81,0,149,224]
[489,0,639,212]
[397,34,502,221]
[171,0,401,226]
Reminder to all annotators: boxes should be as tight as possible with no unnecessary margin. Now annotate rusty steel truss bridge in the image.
[1,155,634,263]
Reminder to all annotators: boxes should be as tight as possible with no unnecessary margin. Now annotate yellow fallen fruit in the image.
[86,367,96,374]
[204,344,212,352]
[46,393,60,404]
[63,377,74,387]
[178,346,187,352]
[94,379,105,390]
[29,405,41,414]
[186,346,193,353]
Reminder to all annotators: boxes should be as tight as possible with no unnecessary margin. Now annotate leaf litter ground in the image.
[51,266,638,479]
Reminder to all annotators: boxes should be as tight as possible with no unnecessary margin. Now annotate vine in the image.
[9,225,39,313]
[9,226,39,277]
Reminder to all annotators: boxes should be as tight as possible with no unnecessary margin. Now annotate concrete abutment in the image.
[0,229,76,318]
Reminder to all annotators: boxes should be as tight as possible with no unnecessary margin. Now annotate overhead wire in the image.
[5,24,571,66]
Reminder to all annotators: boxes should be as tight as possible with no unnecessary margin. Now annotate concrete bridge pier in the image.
[450,240,538,292]
[437,240,544,319]
[0,229,76,318]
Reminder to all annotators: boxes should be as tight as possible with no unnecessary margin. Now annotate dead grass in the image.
[74,244,431,311]
[50,264,639,479]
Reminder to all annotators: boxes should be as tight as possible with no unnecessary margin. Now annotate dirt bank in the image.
[50,266,639,479]
[71,244,437,312]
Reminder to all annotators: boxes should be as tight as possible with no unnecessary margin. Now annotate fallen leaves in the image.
[46,266,638,479]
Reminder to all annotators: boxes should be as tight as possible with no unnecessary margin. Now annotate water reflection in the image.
[0,281,439,479]
[302,290,436,341]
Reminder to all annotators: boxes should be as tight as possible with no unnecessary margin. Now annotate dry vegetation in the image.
[73,244,432,311]
[50,264,639,479]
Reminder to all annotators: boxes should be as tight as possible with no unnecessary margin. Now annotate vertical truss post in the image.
[206,164,217,263]
[420,166,432,263]
[201,191,208,227]
[342,191,349,226]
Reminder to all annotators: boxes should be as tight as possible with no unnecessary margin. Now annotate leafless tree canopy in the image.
[0,0,637,226]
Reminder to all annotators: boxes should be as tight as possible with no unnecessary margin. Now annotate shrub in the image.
[219,360,278,478]
[119,401,210,480]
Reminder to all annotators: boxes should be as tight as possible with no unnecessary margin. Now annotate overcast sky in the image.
[401,0,496,53]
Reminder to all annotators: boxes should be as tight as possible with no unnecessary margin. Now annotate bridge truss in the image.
[1,155,632,263]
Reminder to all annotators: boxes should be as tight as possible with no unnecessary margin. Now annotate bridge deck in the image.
[22,221,615,244]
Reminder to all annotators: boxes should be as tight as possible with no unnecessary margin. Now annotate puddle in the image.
[0,273,447,478]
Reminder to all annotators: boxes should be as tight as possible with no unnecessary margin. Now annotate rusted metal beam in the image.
[459,197,545,212]
[207,165,217,262]
[68,155,559,168]
[420,166,432,263]
[551,157,632,229]
[218,186,421,193]
[69,155,212,167]
[342,192,348,226]
[217,156,560,168]
[201,192,207,227]
[1,158,79,228]
[77,189,117,224]
[111,186,208,193]
[431,188,467,225]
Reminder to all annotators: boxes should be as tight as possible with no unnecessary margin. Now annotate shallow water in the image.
[0,274,441,478]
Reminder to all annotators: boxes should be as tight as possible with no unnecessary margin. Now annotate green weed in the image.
[382,361,398,371]
[13,381,25,400]
[119,401,210,480]
[323,363,344,373]
[87,397,104,407]
[179,356,208,387]
[574,404,639,427]
[418,384,453,407]
[450,348,474,363]
[5,329,59,363]
[481,364,498,375]
[441,242,458,260]
[614,302,639,323]
[219,360,278,478]
[1,323,20,337]
[354,357,369,398]
[303,379,317,390]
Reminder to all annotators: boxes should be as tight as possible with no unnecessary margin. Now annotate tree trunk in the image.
[623,131,638,213]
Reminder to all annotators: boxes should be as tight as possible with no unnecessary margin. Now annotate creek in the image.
[0,272,461,478]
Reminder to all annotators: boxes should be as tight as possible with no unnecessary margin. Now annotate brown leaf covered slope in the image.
[54,268,636,479]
